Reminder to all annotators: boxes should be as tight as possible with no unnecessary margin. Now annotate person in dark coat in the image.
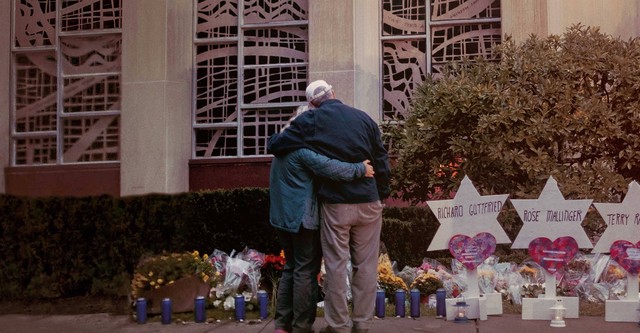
[268,81,391,333]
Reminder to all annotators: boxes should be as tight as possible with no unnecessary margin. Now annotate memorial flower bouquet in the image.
[397,265,419,288]
[410,272,443,296]
[193,250,223,286]
[477,265,498,294]
[603,262,626,282]
[430,266,462,298]
[518,261,545,299]
[262,251,286,281]
[558,254,592,296]
[600,261,627,298]
[213,248,265,299]
[377,253,407,300]
[261,250,286,306]
[130,251,222,299]
[518,262,542,284]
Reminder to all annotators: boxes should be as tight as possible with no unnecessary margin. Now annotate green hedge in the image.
[0,189,529,300]
[0,189,278,299]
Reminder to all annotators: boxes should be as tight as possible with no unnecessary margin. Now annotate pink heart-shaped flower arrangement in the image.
[528,237,579,274]
[610,240,640,274]
[448,232,497,270]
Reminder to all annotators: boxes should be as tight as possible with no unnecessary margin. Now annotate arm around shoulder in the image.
[296,148,367,181]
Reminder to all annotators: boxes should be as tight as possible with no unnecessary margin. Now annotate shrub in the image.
[387,24,640,206]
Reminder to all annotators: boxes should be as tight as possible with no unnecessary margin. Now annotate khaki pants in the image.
[320,201,383,333]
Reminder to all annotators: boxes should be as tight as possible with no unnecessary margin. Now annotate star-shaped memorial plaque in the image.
[511,176,592,249]
[592,181,640,253]
[427,175,510,251]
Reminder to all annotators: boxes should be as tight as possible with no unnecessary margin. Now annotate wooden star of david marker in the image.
[592,181,640,253]
[511,176,593,249]
[427,175,510,251]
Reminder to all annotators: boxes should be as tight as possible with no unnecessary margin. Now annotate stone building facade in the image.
[1,0,639,197]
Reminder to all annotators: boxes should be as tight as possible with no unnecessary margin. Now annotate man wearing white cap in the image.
[268,80,391,333]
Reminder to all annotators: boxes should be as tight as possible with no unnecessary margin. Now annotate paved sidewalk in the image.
[0,313,637,333]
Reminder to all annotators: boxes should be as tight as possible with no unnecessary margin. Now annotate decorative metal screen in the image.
[194,0,308,158]
[11,0,122,165]
[382,0,501,121]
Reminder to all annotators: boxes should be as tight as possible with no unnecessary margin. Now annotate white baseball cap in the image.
[305,80,333,102]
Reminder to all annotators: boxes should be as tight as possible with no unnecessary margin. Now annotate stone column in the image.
[121,0,192,195]
[501,0,549,43]
[0,1,10,193]
[308,0,382,122]
[353,0,382,123]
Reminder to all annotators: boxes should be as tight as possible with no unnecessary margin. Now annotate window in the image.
[381,0,501,121]
[193,0,309,158]
[11,0,122,165]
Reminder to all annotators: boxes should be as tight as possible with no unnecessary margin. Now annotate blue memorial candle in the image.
[161,298,172,324]
[410,289,420,318]
[258,290,268,319]
[375,289,385,318]
[395,289,406,317]
[135,298,147,324]
[436,288,446,318]
[194,296,206,323]
[235,294,246,321]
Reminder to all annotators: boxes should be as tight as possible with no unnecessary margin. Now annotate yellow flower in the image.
[519,266,537,275]
[203,254,209,260]
[131,251,219,298]
[376,253,408,297]
[192,250,199,257]
[410,272,442,295]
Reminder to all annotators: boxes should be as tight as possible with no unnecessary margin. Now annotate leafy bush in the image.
[387,24,640,205]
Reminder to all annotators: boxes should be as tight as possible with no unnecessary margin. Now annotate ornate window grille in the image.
[11,0,122,165]
[194,0,309,158]
[381,0,501,122]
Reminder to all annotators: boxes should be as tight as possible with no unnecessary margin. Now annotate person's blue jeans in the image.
[275,227,322,333]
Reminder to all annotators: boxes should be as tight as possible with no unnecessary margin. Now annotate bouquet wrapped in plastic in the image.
[477,256,499,294]
[213,247,264,299]
[492,261,526,303]
[517,260,545,302]
[433,264,463,298]
[557,253,593,297]
[599,259,627,299]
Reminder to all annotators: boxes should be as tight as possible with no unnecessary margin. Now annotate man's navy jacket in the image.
[267,99,391,204]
